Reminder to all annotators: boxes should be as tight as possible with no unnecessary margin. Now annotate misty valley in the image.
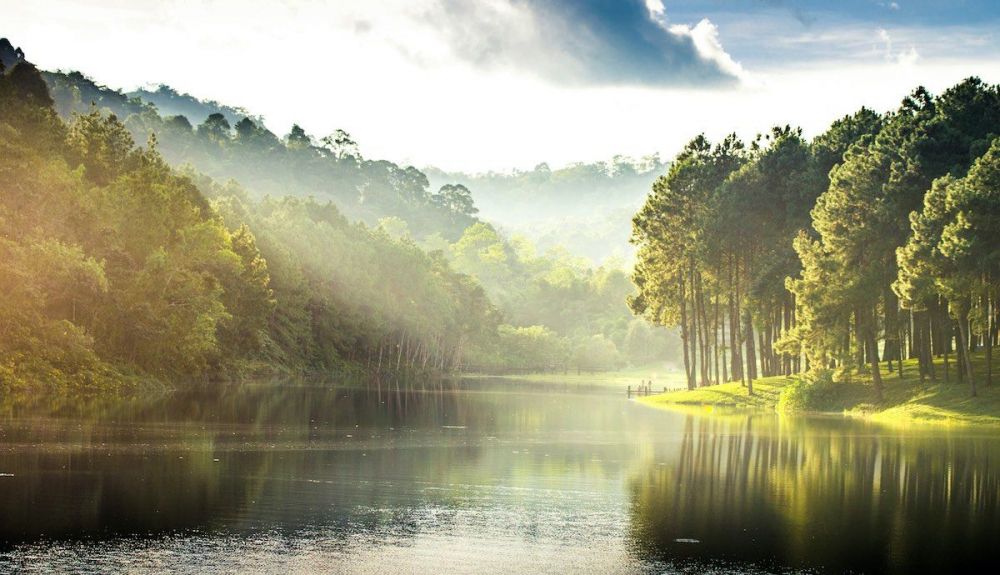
[2,2,1000,571]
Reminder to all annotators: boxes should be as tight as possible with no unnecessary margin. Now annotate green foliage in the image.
[776,370,837,412]
[44,70,478,242]
[571,335,622,372]
[468,325,567,372]
[444,222,671,372]
[633,77,1000,402]
[0,51,499,391]
[788,78,1000,397]
[426,155,667,262]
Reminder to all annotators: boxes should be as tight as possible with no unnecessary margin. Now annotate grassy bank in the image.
[640,351,1000,427]
[464,363,686,389]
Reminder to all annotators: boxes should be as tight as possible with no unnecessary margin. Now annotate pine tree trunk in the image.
[866,307,884,402]
[696,272,709,387]
[955,320,966,383]
[957,304,976,397]
[987,291,994,387]
[854,309,865,375]
[713,288,721,385]
[690,267,700,387]
[679,274,694,390]
[732,257,744,384]
[744,309,756,395]
[722,313,729,383]
[915,311,926,383]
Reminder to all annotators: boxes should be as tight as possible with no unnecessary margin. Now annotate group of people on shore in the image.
[627,380,656,398]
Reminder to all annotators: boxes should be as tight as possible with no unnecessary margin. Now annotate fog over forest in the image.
[4,1,1000,572]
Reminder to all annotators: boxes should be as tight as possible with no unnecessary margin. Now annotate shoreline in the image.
[637,352,1000,428]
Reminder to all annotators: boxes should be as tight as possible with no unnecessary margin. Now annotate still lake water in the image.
[0,379,999,574]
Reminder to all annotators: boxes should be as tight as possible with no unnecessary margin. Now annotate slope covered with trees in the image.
[1,39,679,392]
[43,70,479,241]
[632,77,1000,400]
[0,49,497,391]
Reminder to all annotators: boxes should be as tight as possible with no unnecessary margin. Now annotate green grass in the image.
[640,350,1000,427]
[463,362,686,389]
[640,375,796,409]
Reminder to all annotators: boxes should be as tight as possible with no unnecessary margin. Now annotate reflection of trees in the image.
[0,380,613,549]
[0,382,473,547]
[628,413,1000,573]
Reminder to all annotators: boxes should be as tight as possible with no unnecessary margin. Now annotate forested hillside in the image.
[0,39,679,391]
[42,69,479,240]
[632,78,1000,398]
[0,49,496,391]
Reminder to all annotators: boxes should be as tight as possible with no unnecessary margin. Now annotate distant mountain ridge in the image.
[34,51,666,262]
[40,68,479,240]
[128,84,260,127]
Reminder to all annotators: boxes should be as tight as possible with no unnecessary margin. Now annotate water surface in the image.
[0,379,998,574]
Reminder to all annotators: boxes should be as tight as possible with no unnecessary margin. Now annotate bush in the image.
[778,369,838,412]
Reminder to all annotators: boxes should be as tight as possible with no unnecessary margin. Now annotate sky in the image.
[5,0,1000,172]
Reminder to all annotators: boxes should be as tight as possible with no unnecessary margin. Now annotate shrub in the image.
[778,369,838,412]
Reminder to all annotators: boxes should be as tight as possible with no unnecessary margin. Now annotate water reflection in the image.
[0,381,998,573]
[628,413,1000,573]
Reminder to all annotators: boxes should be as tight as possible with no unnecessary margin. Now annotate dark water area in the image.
[0,379,999,574]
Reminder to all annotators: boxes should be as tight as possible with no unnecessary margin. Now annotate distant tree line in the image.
[632,78,1000,396]
[426,155,666,262]
[443,223,679,373]
[43,70,479,241]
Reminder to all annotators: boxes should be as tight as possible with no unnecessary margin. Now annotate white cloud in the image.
[2,1,996,172]
[878,28,920,66]
[645,0,667,23]
[639,1,746,83]
[424,0,744,87]
[669,19,748,82]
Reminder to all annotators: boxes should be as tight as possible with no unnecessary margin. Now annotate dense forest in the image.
[42,68,479,241]
[631,77,1000,397]
[0,39,676,392]
[0,49,504,390]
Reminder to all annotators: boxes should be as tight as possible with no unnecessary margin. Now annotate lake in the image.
[0,379,998,574]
